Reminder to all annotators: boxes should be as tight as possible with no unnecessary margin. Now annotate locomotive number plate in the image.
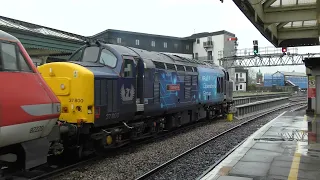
[69,98,84,103]
[106,113,120,120]
[30,126,44,133]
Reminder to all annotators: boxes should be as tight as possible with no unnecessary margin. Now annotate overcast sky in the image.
[2,0,319,75]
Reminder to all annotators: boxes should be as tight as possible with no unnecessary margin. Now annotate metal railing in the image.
[235,97,289,117]
[218,46,299,59]
[233,92,290,98]
[203,41,213,48]
[236,78,245,82]
[233,93,290,106]
[195,56,214,61]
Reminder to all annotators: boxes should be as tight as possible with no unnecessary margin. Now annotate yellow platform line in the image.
[287,142,302,180]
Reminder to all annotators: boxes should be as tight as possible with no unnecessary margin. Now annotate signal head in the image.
[282,47,287,53]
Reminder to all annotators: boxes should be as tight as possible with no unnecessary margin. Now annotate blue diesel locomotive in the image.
[38,42,234,157]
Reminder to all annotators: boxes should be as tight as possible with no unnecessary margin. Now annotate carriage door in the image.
[120,57,137,119]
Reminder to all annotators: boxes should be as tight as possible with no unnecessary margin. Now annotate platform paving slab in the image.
[200,111,320,180]
[216,176,253,180]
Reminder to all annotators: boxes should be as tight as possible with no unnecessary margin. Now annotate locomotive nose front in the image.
[38,62,95,124]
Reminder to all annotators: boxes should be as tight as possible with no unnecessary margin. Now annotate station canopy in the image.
[234,0,319,47]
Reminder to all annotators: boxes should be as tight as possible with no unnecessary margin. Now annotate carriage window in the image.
[19,52,32,72]
[1,43,18,71]
[123,59,134,78]
[100,49,117,68]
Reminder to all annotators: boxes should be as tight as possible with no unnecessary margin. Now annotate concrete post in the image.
[306,67,315,115]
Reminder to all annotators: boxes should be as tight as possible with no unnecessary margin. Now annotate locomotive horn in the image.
[95,40,101,47]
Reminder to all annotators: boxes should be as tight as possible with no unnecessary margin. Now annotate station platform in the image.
[200,110,320,180]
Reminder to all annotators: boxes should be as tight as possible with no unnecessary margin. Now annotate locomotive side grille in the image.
[185,76,191,86]
[176,65,185,72]
[193,67,197,72]
[192,75,198,86]
[185,87,191,99]
[154,72,160,104]
[185,66,193,72]
[153,61,166,69]
[166,63,176,71]
[185,75,191,99]
[153,83,160,104]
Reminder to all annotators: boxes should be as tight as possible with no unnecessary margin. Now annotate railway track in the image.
[6,115,227,180]
[135,101,306,180]
[5,98,306,180]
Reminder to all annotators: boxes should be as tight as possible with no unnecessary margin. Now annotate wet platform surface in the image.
[200,110,320,180]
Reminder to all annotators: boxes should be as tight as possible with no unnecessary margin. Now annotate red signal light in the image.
[282,47,287,53]
[228,37,237,41]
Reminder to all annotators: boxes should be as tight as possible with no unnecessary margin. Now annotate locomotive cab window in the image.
[82,46,99,62]
[69,49,83,61]
[99,49,117,68]
[1,43,18,71]
[18,52,32,72]
[0,42,32,72]
[123,59,134,78]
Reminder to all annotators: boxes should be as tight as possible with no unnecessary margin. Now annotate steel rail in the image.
[12,102,304,180]
[135,102,305,180]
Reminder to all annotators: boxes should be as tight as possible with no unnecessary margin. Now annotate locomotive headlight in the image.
[60,84,65,90]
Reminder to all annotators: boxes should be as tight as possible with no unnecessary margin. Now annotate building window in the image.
[240,73,242,77]
[186,45,189,50]
[174,44,178,49]
[196,39,200,44]
[240,84,243,90]
[195,53,198,60]
[207,36,212,41]
[117,38,121,44]
[136,39,139,46]
[164,42,167,48]
[151,41,155,47]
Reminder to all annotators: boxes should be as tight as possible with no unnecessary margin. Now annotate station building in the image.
[91,29,236,67]
[234,68,248,91]
[91,29,237,83]
[264,71,307,89]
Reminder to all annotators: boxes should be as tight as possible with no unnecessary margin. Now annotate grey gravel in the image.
[53,104,304,180]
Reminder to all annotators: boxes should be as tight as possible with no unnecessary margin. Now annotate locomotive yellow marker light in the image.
[106,135,112,145]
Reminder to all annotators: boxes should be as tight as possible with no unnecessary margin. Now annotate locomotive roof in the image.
[105,43,210,68]
[0,30,19,42]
